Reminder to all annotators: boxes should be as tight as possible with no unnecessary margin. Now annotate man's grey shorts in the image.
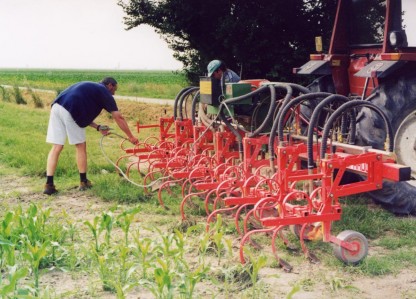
[46,104,86,145]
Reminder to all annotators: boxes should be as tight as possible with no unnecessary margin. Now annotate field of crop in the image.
[0,69,188,99]
[1,73,416,298]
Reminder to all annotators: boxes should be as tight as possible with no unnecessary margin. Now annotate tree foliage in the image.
[118,0,337,84]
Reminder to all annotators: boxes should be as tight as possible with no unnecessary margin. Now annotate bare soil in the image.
[1,172,416,299]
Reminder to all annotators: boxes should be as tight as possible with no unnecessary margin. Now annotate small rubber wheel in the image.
[333,230,368,264]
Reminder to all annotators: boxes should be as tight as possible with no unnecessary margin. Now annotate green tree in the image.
[118,0,337,84]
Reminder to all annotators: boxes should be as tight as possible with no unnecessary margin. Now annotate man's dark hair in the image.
[100,77,118,86]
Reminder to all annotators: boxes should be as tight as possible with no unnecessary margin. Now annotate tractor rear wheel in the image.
[355,65,416,215]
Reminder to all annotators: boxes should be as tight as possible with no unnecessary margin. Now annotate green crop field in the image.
[0,68,189,99]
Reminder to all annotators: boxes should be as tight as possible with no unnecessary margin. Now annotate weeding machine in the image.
[114,0,416,269]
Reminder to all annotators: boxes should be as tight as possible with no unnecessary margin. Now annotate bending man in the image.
[44,77,138,195]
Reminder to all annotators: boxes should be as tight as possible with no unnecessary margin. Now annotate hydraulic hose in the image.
[221,85,270,105]
[247,84,276,138]
[306,94,351,169]
[191,90,200,125]
[218,85,271,158]
[173,86,194,120]
[268,83,311,166]
[319,100,394,159]
[274,83,311,123]
[277,92,332,143]
[178,87,199,120]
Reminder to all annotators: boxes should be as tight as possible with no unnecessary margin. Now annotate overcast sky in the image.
[0,0,183,70]
[1,1,415,71]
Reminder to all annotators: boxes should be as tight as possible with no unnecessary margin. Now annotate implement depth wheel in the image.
[333,230,368,265]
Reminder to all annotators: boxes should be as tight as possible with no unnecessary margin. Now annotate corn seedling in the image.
[197,231,211,264]
[0,237,15,269]
[22,240,49,296]
[242,248,268,298]
[154,227,181,259]
[84,216,101,252]
[131,231,155,279]
[173,229,185,260]
[0,265,30,298]
[100,211,114,246]
[116,206,140,246]
[61,210,77,242]
[95,244,138,296]
[148,257,176,299]
[18,203,51,245]
[208,215,232,265]
[0,211,14,239]
[212,230,225,266]
[176,260,208,299]
[96,252,114,291]
[286,284,301,299]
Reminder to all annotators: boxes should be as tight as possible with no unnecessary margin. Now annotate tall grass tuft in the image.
[13,85,27,105]
[28,87,44,108]
[0,86,10,102]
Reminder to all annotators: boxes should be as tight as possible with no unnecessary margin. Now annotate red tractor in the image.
[295,0,416,215]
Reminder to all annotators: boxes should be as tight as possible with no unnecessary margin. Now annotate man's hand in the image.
[97,125,111,136]
[129,136,139,145]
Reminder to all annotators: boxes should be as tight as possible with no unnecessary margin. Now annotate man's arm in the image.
[89,122,100,130]
[111,111,139,144]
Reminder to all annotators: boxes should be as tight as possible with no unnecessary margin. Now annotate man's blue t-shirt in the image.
[53,82,118,128]
[224,69,240,83]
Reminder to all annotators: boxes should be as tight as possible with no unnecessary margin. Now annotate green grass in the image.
[0,68,189,99]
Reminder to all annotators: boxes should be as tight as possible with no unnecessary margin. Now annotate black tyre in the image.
[301,75,336,118]
[355,64,416,215]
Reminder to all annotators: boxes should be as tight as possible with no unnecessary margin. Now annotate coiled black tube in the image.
[268,84,311,162]
[178,87,199,120]
[174,87,194,120]
[307,94,351,169]
[278,92,332,142]
[247,84,276,138]
[191,90,200,125]
[219,85,271,156]
[320,100,394,159]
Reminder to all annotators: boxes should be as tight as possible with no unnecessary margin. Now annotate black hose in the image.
[320,100,394,159]
[277,92,332,142]
[221,85,270,105]
[247,85,276,138]
[217,85,271,156]
[191,90,200,125]
[174,87,193,120]
[307,94,350,169]
[268,83,311,162]
[178,87,199,120]
[274,83,311,123]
